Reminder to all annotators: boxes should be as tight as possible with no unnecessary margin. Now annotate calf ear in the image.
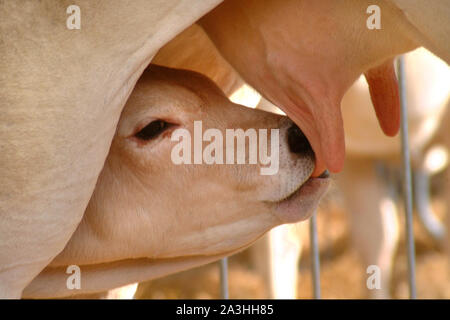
[364,60,400,137]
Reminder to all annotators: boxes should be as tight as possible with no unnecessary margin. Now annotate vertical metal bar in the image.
[309,210,321,299]
[397,56,417,299]
[220,258,229,299]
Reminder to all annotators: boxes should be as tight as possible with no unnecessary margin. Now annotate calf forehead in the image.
[144,65,227,101]
[126,79,205,114]
[119,65,230,126]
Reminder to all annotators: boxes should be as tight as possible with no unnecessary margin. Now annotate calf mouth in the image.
[264,118,330,223]
[272,170,330,223]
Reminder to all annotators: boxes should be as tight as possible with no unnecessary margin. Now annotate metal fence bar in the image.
[397,56,417,299]
[220,258,229,299]
[309,210,321,299]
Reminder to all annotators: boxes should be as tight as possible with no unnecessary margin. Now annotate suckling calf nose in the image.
[287,124,313,155]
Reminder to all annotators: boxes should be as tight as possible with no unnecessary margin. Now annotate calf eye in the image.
[135,120,171,141]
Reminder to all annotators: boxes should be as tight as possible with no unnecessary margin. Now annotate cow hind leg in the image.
[250,223,304,299]
[337,159,400,299]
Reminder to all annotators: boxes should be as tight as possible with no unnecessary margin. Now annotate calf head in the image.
[45,65,329,293]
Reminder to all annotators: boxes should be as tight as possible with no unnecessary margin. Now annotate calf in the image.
[22,65,329,298]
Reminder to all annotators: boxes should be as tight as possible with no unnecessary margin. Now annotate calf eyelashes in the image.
[135,120,174,141]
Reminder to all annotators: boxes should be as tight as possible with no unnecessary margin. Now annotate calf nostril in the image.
[287,124,312,155]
